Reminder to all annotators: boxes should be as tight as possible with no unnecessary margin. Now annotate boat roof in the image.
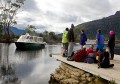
[22,33,43,38]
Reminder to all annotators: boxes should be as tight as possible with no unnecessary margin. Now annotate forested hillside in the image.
[76,11,120,40]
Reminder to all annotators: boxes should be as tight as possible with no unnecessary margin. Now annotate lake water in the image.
[0,43,119,84]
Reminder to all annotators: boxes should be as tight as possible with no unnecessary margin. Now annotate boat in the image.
[15,33,46,50]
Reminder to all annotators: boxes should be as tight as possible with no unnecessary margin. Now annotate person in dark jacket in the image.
[68,24,75,57]
[80,29,87,49]
[108,30,115,60]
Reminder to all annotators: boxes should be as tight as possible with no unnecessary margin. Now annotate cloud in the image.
[15,0,120,33]
[21,0,40,12]
[62,0,112,20]
[108,0,120,13]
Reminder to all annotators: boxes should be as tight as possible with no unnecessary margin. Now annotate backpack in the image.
[98,51,114,68]
[72,49,86,62]
[84,53,97,63]
[84,57,94,64]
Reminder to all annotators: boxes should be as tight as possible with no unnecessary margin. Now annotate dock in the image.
[52,54,120,84]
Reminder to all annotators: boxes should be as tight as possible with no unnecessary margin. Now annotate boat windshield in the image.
[26,36,30,39]
[26,36,33,39]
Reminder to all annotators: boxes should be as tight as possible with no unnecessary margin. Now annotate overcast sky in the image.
[15,0,120,33]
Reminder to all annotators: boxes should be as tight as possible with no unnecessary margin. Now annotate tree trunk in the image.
[6,23,10,43]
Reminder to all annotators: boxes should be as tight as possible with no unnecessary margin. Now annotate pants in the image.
[96,44,104,52]
[96,48,103,52]
[63,43,69,51]
[109,46,114,59]
[68,42,74,57]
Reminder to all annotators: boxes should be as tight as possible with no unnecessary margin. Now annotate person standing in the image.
[62,28,69,56]
[108,30,115,60]
[80,29,87,49]
[96,29,104,52]
[68,24,75,57]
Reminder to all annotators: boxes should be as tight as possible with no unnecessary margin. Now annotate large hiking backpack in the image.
[84,57,94,63]
[72,49,86,62]
[98,51,114,68]
[84,53,97,63]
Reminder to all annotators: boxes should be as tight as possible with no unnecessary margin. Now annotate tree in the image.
[49,32,57,40]
[0,0,26,42]
[42,30,49,42]
[0,22,2,36]
[43,30,48,37]
[25,25,36,35]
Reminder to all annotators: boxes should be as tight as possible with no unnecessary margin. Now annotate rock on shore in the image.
[49,62,110,84]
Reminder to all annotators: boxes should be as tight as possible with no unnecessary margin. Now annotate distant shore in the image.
[0,38,120,43]
[116,40,120,43]
[0,38,17,43]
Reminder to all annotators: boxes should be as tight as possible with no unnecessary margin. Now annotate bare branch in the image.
[0,0,26,38]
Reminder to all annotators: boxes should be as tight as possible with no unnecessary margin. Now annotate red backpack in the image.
[72,49,86,62]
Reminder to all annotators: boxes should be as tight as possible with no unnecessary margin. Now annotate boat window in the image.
[38,38,43,42]
[38,38,40,42]
[34,37,37,42]
[29,36,33,39]
[26,36,30,39]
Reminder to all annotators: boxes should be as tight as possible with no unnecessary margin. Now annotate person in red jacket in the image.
[86,45,98,56]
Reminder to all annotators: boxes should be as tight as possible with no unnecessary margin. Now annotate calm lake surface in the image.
[0,43,119,84]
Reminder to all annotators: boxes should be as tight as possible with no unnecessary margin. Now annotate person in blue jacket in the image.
[80,29,87,49]
[96,29,104,52]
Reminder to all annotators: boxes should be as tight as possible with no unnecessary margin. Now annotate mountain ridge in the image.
[76,11,120,40]
[10,27,25,35]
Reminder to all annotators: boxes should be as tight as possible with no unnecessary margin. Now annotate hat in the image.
[90,45,94,48]
[109,30,114,35]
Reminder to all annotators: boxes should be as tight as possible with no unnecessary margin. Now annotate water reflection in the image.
[0,43,61,84]
[0,43,21,84]
[14,49,42,63]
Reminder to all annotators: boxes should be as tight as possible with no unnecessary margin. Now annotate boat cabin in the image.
[17,34,43,43]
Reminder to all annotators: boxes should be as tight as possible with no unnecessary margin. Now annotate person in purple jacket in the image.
[80,29,87,49]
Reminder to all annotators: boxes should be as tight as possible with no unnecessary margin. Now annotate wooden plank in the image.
[52,54,120,84]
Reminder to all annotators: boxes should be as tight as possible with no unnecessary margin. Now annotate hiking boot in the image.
[67,57,74,61]
[109,64,114,68]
